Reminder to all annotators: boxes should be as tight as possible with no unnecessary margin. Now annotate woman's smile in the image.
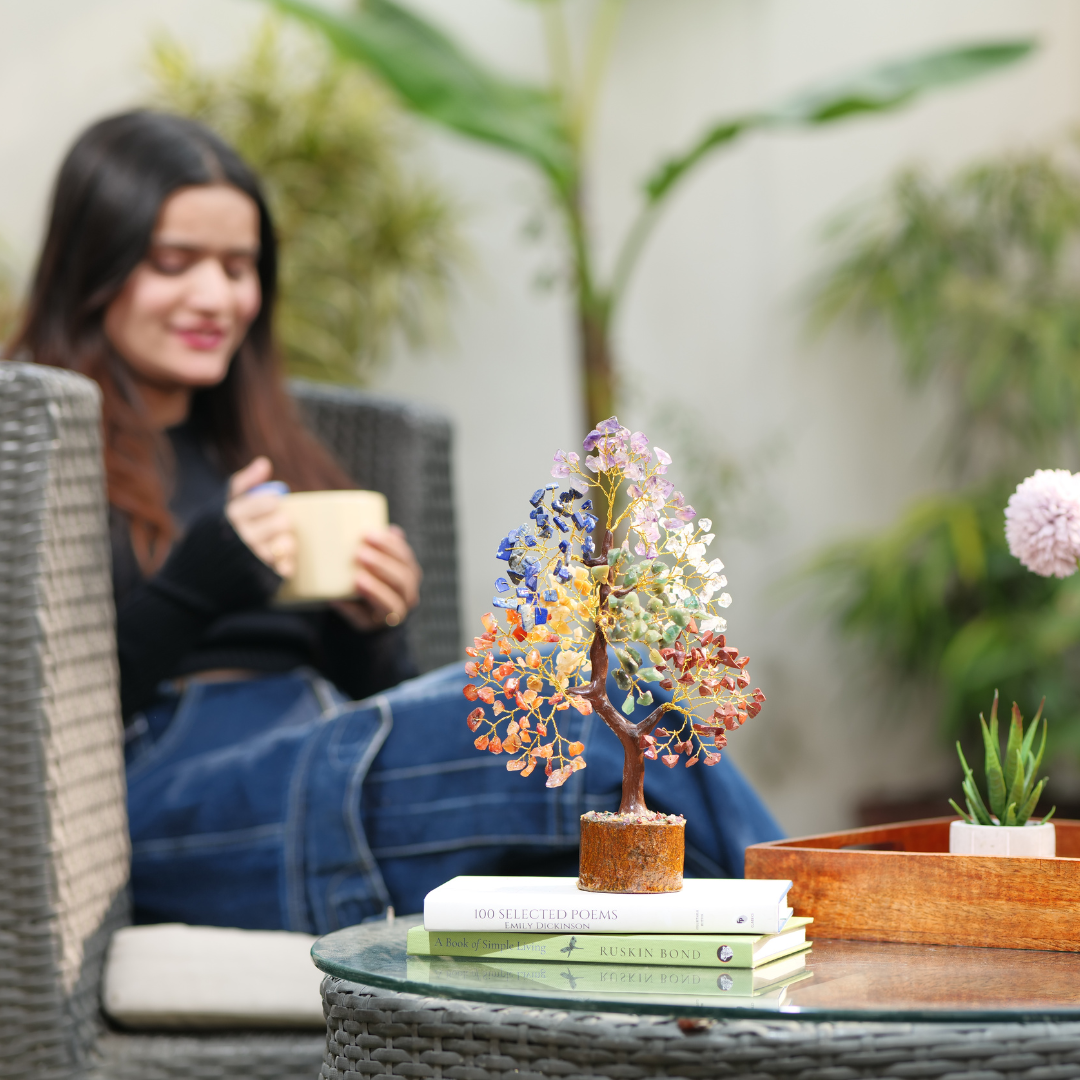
[173,323,229,351]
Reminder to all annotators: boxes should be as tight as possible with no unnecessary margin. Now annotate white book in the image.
[423,876,794,935]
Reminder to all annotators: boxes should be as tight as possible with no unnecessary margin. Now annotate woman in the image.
[10,111,782,933]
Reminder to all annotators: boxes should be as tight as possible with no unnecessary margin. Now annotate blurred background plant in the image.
[810,145,1080,769]
[263,0,1033,431]
[148,18,461,384]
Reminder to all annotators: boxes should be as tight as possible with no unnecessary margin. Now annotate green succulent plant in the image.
[951,691,1056,827]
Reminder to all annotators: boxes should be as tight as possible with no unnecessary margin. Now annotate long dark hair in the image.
[10,110,349,570]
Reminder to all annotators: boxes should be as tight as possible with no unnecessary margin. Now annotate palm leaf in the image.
[644,41,1035,202]
[265,0,576,189]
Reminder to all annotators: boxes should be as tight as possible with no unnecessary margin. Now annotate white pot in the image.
[949,819,1056,857]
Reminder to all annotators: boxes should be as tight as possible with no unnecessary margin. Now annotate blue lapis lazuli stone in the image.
[524,574,539,592]
[571,511,588,530]
[581,500,593,511]
[583,513,599,531]
[554,564,572,583]
[558,540,569,554]
[553,516,569,534]
[492,596,517,609]
[495,548,511,562]
[546,482,559,490]
[535,607,549,625]
[538,525,553,539]
[558,490,573,504]
[542,589,558,602]
[525,535,537,547]
[516,586,533,599]
[582,537,596,557]
[495,578,510,593]
[529,488,545,507]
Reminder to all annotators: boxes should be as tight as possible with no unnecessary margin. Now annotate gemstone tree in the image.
[462,418,765,889]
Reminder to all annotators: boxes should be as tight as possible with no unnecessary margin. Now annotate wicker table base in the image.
[321,976,1080,1080]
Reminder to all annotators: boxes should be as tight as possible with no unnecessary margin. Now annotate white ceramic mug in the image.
[275,490,389,603]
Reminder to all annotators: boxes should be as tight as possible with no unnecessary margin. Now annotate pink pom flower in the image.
[1005,469,1080,578]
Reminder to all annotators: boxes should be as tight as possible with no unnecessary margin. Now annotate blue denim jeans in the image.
[126,661,784,933]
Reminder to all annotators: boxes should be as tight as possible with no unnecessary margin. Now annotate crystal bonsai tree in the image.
[462,417,765,890]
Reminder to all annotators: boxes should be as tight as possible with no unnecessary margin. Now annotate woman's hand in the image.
[332,526,422,631]
[225,457,296,579]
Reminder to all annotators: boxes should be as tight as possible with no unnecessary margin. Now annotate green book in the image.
[406,916,812,969]
[405,948,811,1003]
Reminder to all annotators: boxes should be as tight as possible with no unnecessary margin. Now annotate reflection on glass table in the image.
[312,917,1080,1022]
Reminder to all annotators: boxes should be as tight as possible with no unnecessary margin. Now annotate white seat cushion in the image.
[102,923,324,1029]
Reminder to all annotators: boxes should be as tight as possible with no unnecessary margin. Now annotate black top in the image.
[112,422,417,721]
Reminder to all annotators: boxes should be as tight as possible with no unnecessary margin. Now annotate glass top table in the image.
[312,915,1080,1023]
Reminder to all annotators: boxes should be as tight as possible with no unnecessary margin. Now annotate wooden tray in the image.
[745,817,1080,952]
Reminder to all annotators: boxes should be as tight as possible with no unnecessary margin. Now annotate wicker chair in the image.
[0,361,461,1080]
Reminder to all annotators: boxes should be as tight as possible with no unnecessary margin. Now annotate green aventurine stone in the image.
[644,629,661,643]
[590,565,609,582]
[670,608,689,628]
[618,648,640,673]
[684,595,700,610]
[608,595,622,611]
[638,667,661,682]
[663,624,680,644]
[637,692,654,707]
[613,669,633,691]
[621,693,636,716]
[624,567,642,587]
[647,597,665,613]
[648,648,663,665]
[624,592,641,612]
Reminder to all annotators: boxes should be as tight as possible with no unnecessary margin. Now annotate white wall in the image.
[2,0,1078,834]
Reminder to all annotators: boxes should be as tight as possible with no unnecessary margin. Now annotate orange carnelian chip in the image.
[525,649,541,669]
[488,736,503,754]
[567,741,584,756]
[462,684,479,701]
[477,687,495,704]
[481,613,497,633]
[474,734,489,751]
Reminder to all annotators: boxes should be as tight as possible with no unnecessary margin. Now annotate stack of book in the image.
[407,876,812,1008]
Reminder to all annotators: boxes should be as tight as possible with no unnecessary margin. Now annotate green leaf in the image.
[949,797,972,823]
[264,0,576,189]
[956,742,994,824]
[963,778,994,826]
[1016,776,1048,825]
[644,40,1035,202]
[1003,801,1018,827]
[1003,701,1024,797]
[1042,806,1057,825]
[988,690,1000,749]
[980,715,1007,819]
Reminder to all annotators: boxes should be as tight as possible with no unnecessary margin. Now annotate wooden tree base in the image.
[577,812,685,893]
